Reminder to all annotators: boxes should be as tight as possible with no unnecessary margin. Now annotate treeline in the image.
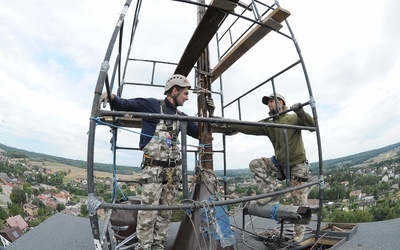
[310,142,400,170]
[323,199,400,223]
[0,143,140,175]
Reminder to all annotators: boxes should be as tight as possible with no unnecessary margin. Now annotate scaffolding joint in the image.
[318,175,325,190]
[309,96,316,109]
[101,61,110,73]
[88,193,102,215]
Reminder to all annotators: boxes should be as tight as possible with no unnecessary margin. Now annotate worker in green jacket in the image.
[227,93,314,242]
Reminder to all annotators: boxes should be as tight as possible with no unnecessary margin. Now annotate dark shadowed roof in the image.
[6,213,101,250]
[6,213,400,250]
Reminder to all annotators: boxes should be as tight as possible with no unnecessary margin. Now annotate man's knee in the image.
[249,158,264,172]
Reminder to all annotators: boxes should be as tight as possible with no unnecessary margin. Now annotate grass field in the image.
[29,160,141,181]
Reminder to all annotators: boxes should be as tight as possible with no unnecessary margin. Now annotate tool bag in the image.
[110,197,141,244]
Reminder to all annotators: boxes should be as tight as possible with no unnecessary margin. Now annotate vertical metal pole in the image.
[283,128,290,187]
[111,128,118,201]
[180,121,189,199]
[197,0,213,171]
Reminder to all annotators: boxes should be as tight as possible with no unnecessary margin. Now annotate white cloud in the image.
[0,0,399,170]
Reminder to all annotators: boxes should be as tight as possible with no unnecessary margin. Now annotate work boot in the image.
[151,240,164,250]
[134,243,151,250]
[133,244,143,250]
[293,224,306,242]
[293,234,304,243]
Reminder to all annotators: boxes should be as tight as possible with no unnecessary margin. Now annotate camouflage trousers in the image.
[249,157,310,240]
[136,165,181,250]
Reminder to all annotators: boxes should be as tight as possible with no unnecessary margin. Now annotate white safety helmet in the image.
[164,74,191,95]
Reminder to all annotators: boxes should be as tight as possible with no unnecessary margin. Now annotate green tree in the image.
[308,187,319,199]
[353,209,373,223]
[321,207,332,222]
[0,207,9,220]
[7,203,24,217]
[57,203,66,212]
[80,204,88,217]
[33,188,41,196]
[370,201,390,221]
[31,197,46,209]
[23,182,33,199]
[10,187,27,206]
[385,208,398,220]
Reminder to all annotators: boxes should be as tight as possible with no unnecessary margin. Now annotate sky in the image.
[1,0,399,171]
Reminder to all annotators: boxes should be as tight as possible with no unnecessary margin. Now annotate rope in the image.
[91,116,235,248]
[194,86,212,94]
[270,204,281,221]
[112,178,127,201]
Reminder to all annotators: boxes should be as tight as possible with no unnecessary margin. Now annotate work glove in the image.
[290,103,302,113]
[99,92,112,108]
[210,116,238,136]
[206,97,215,116]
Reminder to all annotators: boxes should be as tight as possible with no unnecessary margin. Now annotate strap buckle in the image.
[168,159,178,167]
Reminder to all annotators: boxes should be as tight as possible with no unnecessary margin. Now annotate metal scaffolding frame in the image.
[86,0,325,249]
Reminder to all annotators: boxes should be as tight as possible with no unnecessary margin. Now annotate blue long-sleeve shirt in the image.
[111,96,199,149]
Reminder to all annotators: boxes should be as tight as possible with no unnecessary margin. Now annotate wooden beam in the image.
[210,7,291,83]
[174,0,238,76]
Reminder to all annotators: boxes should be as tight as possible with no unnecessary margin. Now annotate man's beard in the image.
[269,108,278,115]
[269,105,281,115]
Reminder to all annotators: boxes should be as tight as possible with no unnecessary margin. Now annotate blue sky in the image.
[1,0,399,170]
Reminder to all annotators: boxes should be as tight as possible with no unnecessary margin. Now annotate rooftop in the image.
[5,213,400,249]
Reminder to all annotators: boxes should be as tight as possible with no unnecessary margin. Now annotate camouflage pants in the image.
[249,157,309,240]
[136,165,180,250]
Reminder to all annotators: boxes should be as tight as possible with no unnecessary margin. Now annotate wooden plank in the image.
[210,7,291,83]
[174,0,239,76]
[211,0,237,11]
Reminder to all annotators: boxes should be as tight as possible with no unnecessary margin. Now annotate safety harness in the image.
[270,156,308,182]
[139,100,182,185]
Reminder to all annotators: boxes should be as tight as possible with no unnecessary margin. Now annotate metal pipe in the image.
[180,121,189,199]
[96,110,316,132]
[98,180,320,211]
[245,202,311,225]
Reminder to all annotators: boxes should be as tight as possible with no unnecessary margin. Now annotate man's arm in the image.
[229,122,270,136]
[291,103,315,127]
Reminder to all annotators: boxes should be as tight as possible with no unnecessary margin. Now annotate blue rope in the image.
[270,204,281,221]
[111,177,127,201]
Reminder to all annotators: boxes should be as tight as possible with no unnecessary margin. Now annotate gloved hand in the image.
[290,103,302,113]
[99,92,113,108]
[209,116,238,135]
[206,97,215,116]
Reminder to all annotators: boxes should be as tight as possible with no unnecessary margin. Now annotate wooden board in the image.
[174,0,239,76]
[210,7,291,83]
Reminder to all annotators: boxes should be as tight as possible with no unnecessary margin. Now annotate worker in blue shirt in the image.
[100,74,213,250]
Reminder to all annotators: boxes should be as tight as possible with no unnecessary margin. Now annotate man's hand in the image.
[99,92,113,108]
[290,103,302,113]
[208,116,238,136]
[206,97,215,116]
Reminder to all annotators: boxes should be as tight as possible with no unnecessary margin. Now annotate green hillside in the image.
[1,141,399,175]
[310,142,400,171]
[0,143,141,175]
